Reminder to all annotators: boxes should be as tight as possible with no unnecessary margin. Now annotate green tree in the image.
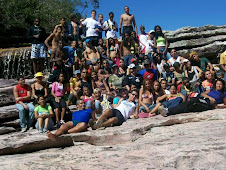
[0,0,99,46]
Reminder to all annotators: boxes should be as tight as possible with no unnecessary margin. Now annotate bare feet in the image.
[47,131,57,141]
[148,113,156,117]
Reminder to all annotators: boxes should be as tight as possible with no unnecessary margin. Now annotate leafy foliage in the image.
[0,0,99,36]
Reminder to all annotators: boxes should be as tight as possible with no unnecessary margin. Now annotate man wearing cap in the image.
[139,59,158,83]
[108,64,125,91]
[189,51,213,73]
[160,63,176,87]
[80,10,101,47]
[138,25,155,62]
[123,63,143,91]
[84,38,100,67]
[13,76,35,132]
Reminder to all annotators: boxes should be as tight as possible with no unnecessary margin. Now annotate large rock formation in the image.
[0,109,226,169]
[165,25,226,59]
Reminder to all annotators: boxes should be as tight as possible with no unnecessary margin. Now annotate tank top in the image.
[16,84,30,103]
[34,83,45,97]
[156,36,166,47]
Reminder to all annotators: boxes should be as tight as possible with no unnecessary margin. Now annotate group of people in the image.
[14,6,226,141]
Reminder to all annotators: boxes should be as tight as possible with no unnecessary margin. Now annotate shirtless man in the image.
[84,38,100,68]
[45,26,64,52]
[53,17,66,36]
[119,6,138,39]
[120,32,135,67]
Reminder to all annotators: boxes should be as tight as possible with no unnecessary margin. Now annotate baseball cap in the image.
[149,30,155,34]
[35,72,43,77]
[74,70,81,75]
[189,51,198,58]
[112,64,118,69]
[183,59,189,63]
[131,58,136,63]
[85,38,91,43]
[128,63,136,69]
[163,63,170,67]
[144,59,150,65]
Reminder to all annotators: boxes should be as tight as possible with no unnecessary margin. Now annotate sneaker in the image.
[93,120,103,130]
[57,121,61,129]
[43,127,48,133]
[28,127,34,130]
[158,106,168,117]
[21,127,27,133]
[39,129,43,134]
[60,120,65,124]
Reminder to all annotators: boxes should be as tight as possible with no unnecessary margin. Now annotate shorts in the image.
[123,26,133,38]
[139,103,156,113]
[31,43,47,59]
[72,119,82,127]
[109,109,125,126]
[68,93,76,102]
[86,58,98,65]
[51,97,66,109]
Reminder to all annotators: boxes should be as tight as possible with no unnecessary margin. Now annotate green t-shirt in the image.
[34,104,52,115]
[199,57,209,72]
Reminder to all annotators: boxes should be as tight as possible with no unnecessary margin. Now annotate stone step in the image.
[0,109,225,155]
[0,105,18,120]
[2,119,20,127]
[0,127,16,135]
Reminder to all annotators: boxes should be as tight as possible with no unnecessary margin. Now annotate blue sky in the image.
[80,0,226,33]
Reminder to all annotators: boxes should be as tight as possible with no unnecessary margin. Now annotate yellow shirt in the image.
[220,50,226,65]
[70,78,77,94]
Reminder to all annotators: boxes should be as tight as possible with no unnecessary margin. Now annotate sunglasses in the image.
[82,72,88,73]
[131,93,138,97]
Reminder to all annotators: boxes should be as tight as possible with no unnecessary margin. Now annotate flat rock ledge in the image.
[0,109,225,156]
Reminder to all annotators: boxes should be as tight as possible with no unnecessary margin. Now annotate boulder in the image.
[165,25,226,59]
[0,109,226,169]
[0,105,18,120]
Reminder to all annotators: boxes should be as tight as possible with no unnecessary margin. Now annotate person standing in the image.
[103,12,119,49]
[27,18,47,73]
[13,76,35,132]
[80,10,101,46]
[119,6,138,39]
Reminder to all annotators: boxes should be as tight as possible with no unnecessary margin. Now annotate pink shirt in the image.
[51,82,64,97]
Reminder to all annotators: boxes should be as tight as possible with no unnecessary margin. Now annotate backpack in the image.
[105,20,116,36]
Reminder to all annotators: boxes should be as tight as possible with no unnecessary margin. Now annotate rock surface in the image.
[0,109,226,169]
[165,25,226,59]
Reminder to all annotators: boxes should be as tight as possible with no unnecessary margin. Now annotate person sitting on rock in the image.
[91,89,139,129]
[201,78,226,108]
[189,51,214,73]
[220,50,226,81]
[47,99,95,141]
[160,63,176,88]
[31,72,48,105]
[202,71,215,91]
[84,38,100,69]
[13,76,35,132]
[51,73,67,129]
[34,96,54,133]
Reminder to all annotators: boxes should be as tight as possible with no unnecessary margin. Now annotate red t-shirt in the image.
[16,84,30,103]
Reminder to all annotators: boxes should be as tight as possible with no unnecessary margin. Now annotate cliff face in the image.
[165,25,226,59]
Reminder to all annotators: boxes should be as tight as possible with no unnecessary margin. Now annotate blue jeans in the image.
[224,72,226,81]
[158,47,171,60]
[162,97,183,109]
[16,103,35,128]
[123,54,134,67]
[139,103,156,113]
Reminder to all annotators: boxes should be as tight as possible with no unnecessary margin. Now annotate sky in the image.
[80,0,226,33]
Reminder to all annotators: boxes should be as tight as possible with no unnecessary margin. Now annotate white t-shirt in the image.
[103,19,118,39]
[82,18,101,37]
[138,33,153,54]
[168,56,181,66]
[116,100,136,120]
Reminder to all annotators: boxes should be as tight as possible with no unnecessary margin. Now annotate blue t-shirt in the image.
[208,90,226,104]
[72,109,92,124]
[63,46,75,65]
